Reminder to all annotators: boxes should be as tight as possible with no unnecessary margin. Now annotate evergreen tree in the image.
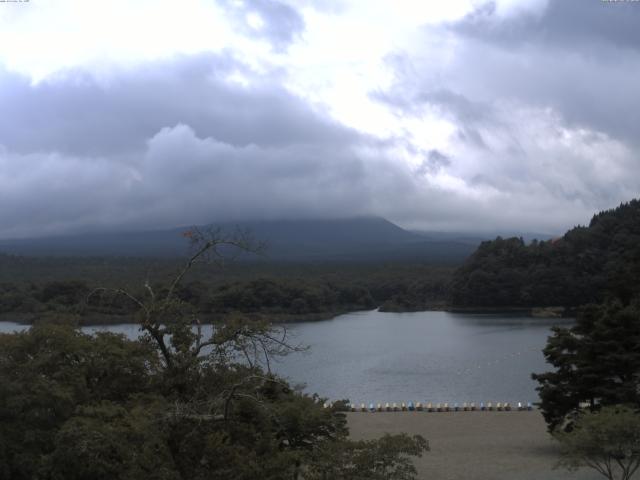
[532,301,640,431]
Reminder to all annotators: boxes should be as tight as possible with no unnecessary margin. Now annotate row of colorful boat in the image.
[324,401,534,412]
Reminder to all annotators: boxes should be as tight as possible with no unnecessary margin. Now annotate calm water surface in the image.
[0,310,570,404]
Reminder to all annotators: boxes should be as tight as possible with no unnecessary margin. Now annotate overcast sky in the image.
[1,0,639,238]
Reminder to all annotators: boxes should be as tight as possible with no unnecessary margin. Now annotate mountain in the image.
[451,199,640,308]
[0,217,479,263]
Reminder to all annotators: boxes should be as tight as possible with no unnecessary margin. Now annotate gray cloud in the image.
[416,149,452,176]
[375,9,640,218]
[0,53,422,237]
[0,53,353,157]
[2,2,640,239]
[453,0,640,52]
[218,0,305,51]
[442,0,640,146]
[0,123,420,238]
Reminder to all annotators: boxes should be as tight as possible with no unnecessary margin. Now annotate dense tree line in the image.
[451,200,640,308]
[0,263,454,323]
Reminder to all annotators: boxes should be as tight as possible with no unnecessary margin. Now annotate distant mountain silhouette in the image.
[0,217,479,263]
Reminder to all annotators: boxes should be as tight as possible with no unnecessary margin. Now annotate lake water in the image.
[0,310,570,405]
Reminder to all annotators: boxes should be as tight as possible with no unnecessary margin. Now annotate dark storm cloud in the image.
[442,0,640,146]
[0,53,353,157]
[0,122,421,238]
[218,0,305,51]
[453,0,640,51]
[0,52,422,238]
[416,149,451,176]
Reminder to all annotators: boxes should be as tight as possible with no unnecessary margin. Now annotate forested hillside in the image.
[0,256,453,323]
[451,200,640,308]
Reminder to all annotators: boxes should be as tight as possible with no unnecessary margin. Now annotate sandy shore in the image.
[347,411,601,480]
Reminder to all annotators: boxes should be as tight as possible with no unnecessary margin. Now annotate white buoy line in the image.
[324,401,534,412]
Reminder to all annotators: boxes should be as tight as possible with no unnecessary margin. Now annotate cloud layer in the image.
[1,0,639,238]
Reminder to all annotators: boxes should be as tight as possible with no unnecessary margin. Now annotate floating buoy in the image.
[343,399,535,413]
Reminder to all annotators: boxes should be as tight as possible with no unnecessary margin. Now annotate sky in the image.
[1,0,639,238]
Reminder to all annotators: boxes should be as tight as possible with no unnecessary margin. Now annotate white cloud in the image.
[0,0,245,81]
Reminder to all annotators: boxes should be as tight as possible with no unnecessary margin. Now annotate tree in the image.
[451,199,640,309]
[0,325,161,480]
[306,433,429,480]
[0,226,429,480]
[532,301,640,432]
[554,405,640,480]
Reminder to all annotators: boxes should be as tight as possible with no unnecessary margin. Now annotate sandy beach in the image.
[347,411,602,480]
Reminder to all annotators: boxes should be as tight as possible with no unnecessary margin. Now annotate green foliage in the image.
[0,229,429,480]
[532,301,640,432]
[207,277,375,315]
[306,433,429,480]
[451,199,640,308]
[554,405,640,480]
[0,325,160,480]
[0,260,454,322]
[0,319,415,479]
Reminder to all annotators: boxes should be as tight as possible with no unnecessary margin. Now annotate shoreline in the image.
[0,304,574,326]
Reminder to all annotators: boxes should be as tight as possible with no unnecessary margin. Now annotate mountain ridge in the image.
[0,217,476,263]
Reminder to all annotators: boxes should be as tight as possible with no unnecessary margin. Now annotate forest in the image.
[450,200,640,309]
[0,255,454,324]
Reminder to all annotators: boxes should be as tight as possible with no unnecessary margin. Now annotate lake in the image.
[0,310,570,405]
